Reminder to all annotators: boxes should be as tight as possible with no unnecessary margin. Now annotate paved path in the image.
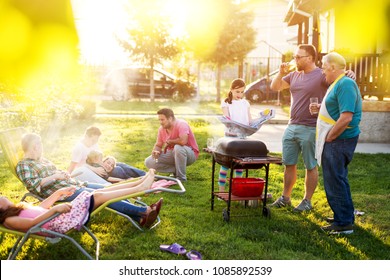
[96,103,390,154]
[249,104,390,154]
[250,123,390,154]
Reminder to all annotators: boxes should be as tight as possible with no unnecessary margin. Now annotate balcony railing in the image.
[318,53,390,101]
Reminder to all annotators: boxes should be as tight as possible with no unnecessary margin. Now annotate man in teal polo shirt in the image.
[313,52,362,235]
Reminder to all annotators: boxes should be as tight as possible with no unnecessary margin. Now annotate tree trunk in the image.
[238,59,244,79]
[216,64,221,103]
[196,61,201,100]
[150,57,155,102]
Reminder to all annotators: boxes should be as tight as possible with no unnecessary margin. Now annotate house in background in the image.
[244,0,294,81]
[284,0,390,143]
[283,0,390,101]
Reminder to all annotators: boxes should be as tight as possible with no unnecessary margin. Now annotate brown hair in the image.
[298,44,317,61]
[157,108,175,120]
[0,203,25,224]
[85,126,102,138]
[225,78,246,104]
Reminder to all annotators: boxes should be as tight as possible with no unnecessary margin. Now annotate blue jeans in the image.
[110,162,146,179]
[64,183,147,222]
[322,136,358,226]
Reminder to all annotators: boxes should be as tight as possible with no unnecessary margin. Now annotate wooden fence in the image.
[319,53,390,101]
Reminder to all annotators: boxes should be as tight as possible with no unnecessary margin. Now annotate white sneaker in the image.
[293,199,313,212]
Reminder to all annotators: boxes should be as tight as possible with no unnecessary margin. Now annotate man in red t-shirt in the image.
[145,108,199,182]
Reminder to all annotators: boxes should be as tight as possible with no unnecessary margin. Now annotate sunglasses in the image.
[293,55,309,60]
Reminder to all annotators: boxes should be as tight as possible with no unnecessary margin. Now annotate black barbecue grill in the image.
[208,137,282,222]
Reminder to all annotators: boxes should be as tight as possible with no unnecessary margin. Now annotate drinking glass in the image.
[310,97,319,115]
[287,59,297,72]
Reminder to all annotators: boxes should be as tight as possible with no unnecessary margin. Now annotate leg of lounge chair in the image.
[82,225,100,260]
[46,228,98,260]
[7,232,39,260]
[5,222,99,260]
[7,236,23,260]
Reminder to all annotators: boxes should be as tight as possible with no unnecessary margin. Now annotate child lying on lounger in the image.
[86,150,124,183]
[0,169,162,233]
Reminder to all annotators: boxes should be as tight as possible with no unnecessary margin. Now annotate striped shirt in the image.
[16,158,86,198]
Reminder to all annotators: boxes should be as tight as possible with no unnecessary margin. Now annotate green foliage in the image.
[0,117,389,260]
[95,100,221,115]
[0,86,84,132]
[119,1,183,66]
[173,80,196,101]
[0,64,100,131]
[118,0,186,101]
[204,3,256,66]
[201,2,256,101]
[283,51,294,63]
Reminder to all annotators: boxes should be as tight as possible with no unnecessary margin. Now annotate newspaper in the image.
[218,108,276,137]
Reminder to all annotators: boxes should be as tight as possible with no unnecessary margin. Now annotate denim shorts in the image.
[282,124,317,170]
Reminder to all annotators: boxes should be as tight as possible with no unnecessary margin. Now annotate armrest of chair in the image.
[90,175,186,217]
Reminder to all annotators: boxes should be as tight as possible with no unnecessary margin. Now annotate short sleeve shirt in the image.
[283,67,328,126]
[325,76,362,139]
[71,141,100,168]
[221,99,250,125]
[157,119,199,158]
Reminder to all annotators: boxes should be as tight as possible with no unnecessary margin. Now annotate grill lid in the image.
[215,137,268,158]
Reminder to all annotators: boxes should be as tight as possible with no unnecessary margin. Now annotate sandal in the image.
[159,243,187,255]
[140,208,158,228]
[150,198,163,216]
[186,250,202,260]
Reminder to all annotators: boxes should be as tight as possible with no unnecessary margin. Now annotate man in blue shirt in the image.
[313,52,362,234]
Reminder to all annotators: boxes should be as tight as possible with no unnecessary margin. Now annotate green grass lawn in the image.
[1,114,389,260]
[95,99,222,115]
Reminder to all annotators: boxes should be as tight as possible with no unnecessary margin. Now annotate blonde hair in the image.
[103,155,117,166]
[86,150,103,165]
[21,133,41,153]
[322,52,346,69]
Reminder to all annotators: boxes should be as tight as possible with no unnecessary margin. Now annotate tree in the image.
[0,0,87,131]
[204,2,256,102]
[118,1,182,102]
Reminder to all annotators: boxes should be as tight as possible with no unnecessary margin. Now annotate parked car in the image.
[244,70,290,104]
[103,66,197,101]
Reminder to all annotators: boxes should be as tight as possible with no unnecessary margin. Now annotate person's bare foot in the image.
[140,169,155,190]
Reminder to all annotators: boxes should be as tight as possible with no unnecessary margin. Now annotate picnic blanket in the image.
[151,179,177,193]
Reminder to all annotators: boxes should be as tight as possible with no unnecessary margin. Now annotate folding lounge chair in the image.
[0,127,186,229]
[0,127,186,259]
[0,173,185,260]
[0,213,100,260]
